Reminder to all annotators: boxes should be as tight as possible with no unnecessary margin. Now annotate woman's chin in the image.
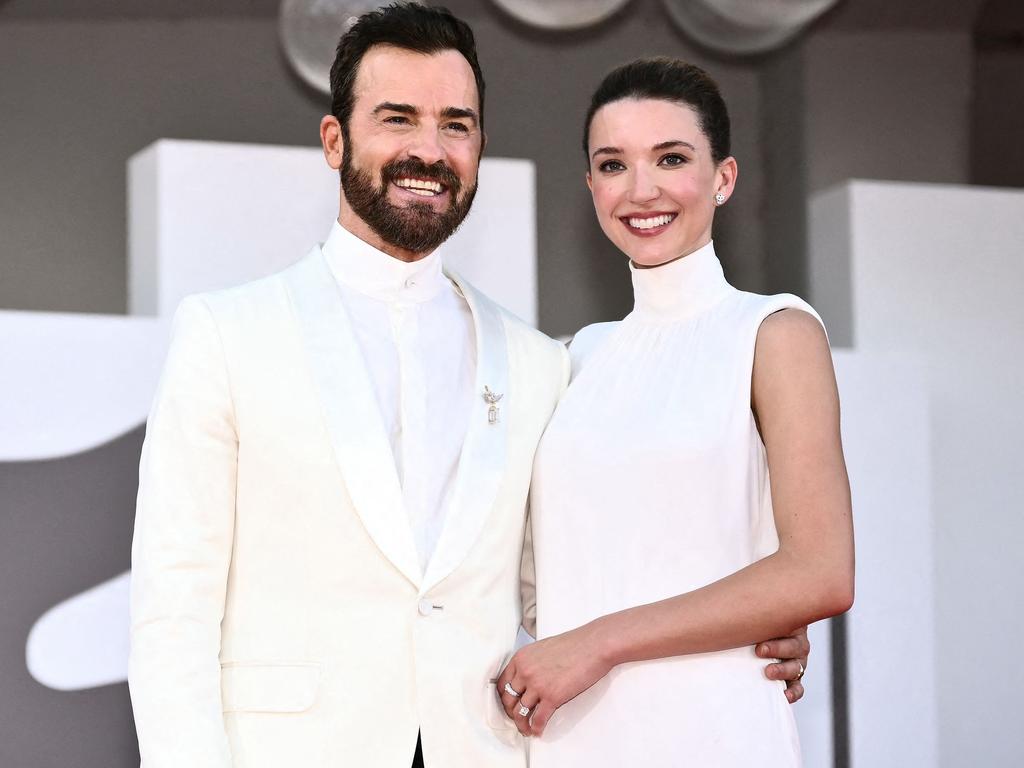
[627,251,679,269]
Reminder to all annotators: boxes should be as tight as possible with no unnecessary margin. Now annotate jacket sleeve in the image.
[129,296,237,767]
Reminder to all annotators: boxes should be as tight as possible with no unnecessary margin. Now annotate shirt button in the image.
[417,599,434,616]
[405,277,417,289]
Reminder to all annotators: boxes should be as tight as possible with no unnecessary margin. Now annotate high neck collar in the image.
[321,220,447,304]
[629,241,731,322]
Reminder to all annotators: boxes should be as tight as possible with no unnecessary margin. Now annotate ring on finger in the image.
[518,704,531,717]
[504,682,521,697]
[796,661,805,680]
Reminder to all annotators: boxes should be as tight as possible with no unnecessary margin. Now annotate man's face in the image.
[335,45,483,258]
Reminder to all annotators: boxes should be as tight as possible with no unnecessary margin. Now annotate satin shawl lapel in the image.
[421,270,509,594]
[283,248,421,588]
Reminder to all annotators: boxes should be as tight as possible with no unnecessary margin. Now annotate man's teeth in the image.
[628,214,675,230]
[395,178,443,196]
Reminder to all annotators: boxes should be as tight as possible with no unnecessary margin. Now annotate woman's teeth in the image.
[628,214,675,230]
[395,178,444,196]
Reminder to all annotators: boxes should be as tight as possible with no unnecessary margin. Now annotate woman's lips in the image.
[621,212,677,236]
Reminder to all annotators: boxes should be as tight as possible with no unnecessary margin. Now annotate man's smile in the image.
[393,176,447,197]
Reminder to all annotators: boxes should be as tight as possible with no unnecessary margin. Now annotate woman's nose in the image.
[626,168,659,204]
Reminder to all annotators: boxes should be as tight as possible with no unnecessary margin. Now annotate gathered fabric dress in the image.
[528,242,822,767]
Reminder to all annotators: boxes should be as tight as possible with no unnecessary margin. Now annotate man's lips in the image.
[620,212,677,235]
[391,176,448,197]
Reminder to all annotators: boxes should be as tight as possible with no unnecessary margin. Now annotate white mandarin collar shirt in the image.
[322,221,476,573]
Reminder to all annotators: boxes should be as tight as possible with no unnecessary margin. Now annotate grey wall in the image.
[0,3,770,337]
[0,429,144,768]
[1,3,1019,768]
[0,18,326,316]
[0,5,981,336]
[973,2,1024,187]
[803,30,972,195]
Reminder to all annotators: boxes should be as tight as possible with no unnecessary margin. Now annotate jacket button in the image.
[417,599,434,616]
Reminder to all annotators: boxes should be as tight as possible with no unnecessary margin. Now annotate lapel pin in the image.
[483,386,504,425]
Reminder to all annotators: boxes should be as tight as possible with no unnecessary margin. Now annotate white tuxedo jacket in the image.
[129,247,568,768]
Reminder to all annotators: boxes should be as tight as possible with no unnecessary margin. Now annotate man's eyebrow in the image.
[372,103,478,126]
[441,106,478,125]
[373,102,418,116]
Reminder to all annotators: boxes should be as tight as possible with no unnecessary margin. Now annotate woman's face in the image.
[586,98,736,267]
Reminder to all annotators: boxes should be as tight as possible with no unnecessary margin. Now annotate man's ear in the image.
[320,115,344,170]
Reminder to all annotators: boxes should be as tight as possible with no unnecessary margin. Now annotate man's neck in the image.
[336,212,429,263]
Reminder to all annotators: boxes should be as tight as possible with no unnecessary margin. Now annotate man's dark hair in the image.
[582,57,730,165]
[330,2,486,131]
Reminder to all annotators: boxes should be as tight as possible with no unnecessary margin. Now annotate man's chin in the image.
[386,190,452,215]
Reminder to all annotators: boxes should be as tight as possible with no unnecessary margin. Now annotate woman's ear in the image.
[586,171,593,192]
[715,156,738,203]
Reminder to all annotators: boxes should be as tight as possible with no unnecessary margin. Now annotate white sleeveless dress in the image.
[528,242,821,767]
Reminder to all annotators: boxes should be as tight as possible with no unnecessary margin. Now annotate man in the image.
[129,5,809,767]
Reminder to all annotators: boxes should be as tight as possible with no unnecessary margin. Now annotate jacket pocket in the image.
[483,651,521,746]
[220,661,321,714]
[484,681,521,747]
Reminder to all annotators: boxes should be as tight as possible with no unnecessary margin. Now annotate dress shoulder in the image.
[734,291,827,341]
[568,321,619,378]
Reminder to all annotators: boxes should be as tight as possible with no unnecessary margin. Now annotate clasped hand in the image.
[495,624,610,738]
[495,624,811,738]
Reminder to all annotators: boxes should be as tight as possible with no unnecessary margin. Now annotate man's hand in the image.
[756,625,810,703]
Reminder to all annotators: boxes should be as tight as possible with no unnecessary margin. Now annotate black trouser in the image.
[411,732,424,768]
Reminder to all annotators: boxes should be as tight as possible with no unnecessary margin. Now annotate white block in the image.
[128,139,537,325]
[0,310,168,461]
[810,180,1024,766]
[835,351,935,768]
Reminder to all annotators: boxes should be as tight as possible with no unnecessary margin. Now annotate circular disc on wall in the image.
[491,0,633,30]
[280,0,407,94]
[662,0,837,55]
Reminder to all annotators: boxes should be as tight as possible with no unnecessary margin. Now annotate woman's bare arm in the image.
[498,309,854,736]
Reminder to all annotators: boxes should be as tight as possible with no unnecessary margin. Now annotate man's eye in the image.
[659,153,687,167]
[384,115,411,125]
[598,160,625,173]
[445,122,470,133]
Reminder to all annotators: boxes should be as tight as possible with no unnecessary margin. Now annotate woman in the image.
[497,58,854,766]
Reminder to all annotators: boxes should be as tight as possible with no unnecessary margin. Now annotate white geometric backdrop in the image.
[6,147,1021,765]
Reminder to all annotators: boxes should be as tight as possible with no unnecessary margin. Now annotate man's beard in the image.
[341,144,477,255]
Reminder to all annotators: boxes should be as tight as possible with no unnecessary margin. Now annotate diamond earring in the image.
[714,192,726,206]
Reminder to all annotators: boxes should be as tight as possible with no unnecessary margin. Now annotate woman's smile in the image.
[620,211,678,236]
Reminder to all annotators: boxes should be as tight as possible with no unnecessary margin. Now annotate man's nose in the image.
[407,125,446,166]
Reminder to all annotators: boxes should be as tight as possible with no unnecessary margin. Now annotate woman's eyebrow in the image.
[652,140,696,151]
[591,140,697,160]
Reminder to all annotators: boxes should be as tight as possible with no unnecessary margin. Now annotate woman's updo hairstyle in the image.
[583,57,731,166]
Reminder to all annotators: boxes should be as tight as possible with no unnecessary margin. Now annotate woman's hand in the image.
[496,622,612,737]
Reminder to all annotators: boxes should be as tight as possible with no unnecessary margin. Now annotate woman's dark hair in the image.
[582,57,730,165]
[329,3,485,131]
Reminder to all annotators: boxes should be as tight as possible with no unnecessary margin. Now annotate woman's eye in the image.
[598,160,625,173]
[659,153,687,167]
